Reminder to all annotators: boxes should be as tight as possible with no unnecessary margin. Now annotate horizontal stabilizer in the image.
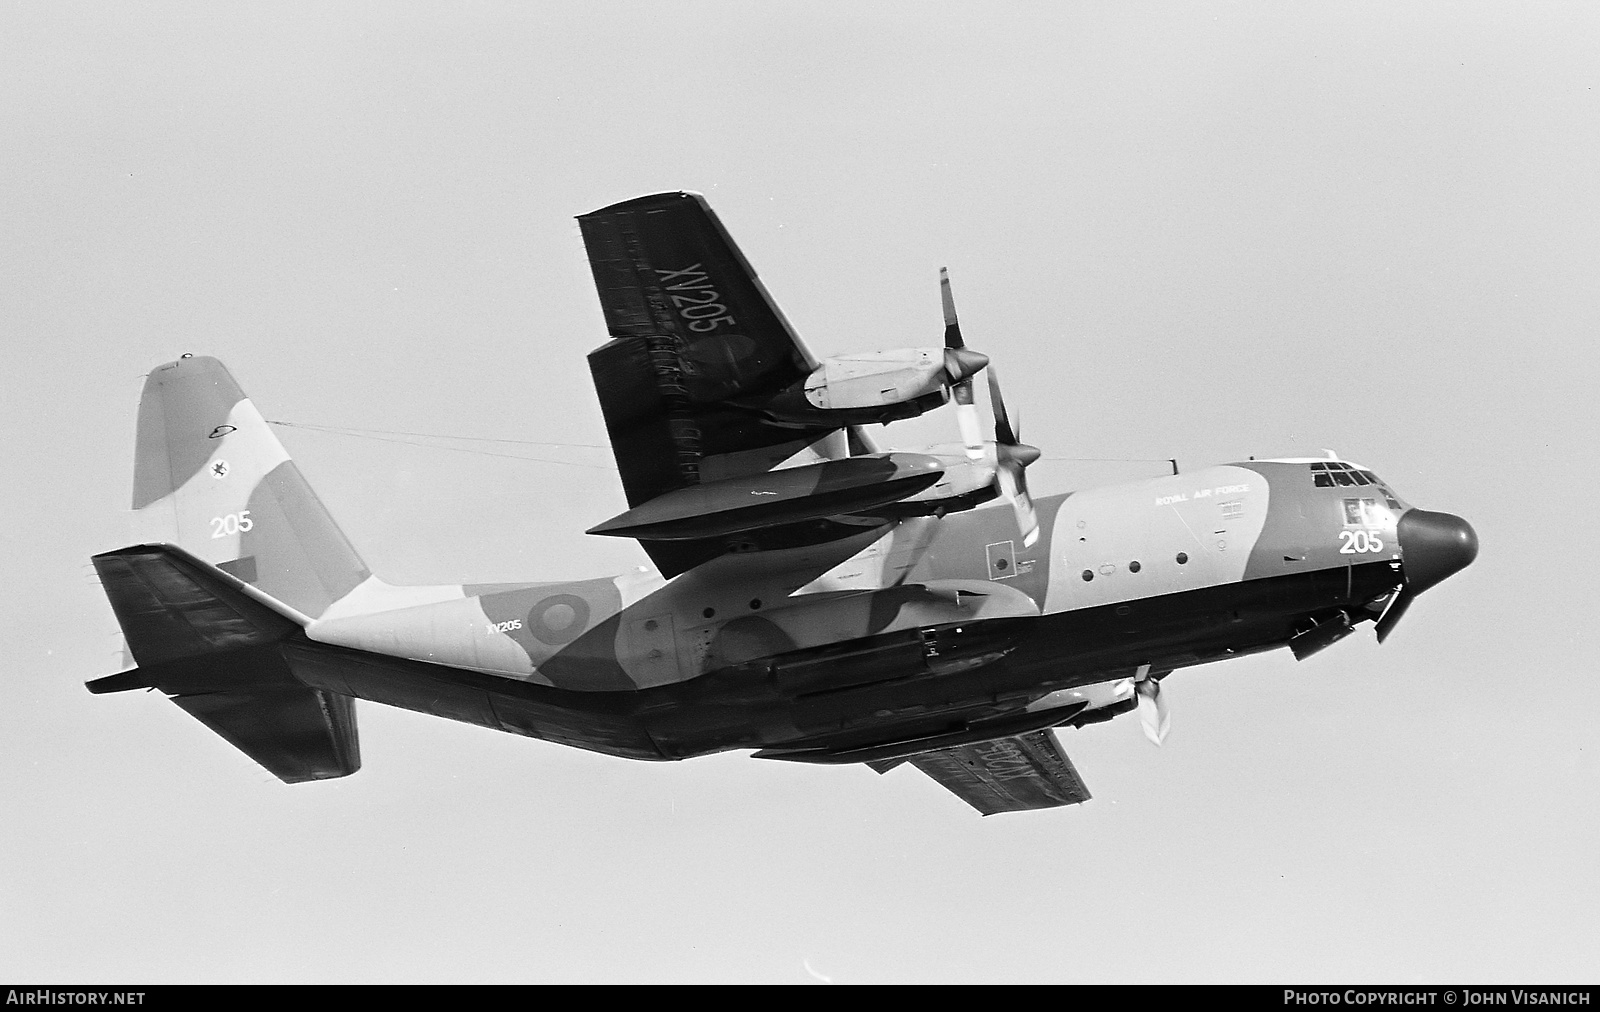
[171,686,358,783]
[93,543,303,667]
[89,543,357,783]
[905,730,1091,816]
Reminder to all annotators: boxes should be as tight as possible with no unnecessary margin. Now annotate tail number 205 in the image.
[209,511,254,537]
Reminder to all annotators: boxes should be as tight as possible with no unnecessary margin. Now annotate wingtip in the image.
[580,190,706,218]
[86,668,153,694]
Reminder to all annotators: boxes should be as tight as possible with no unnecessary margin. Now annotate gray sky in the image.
[3,1,1596,983]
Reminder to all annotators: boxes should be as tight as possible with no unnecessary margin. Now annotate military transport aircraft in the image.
[88,192,1477,815]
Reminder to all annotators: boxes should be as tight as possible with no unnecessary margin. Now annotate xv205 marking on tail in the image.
[88,192,1478,815]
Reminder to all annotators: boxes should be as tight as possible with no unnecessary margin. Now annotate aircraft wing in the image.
[578,192,873,575]
[898,730,1092,815]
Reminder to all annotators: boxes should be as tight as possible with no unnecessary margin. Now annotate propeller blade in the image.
[939,267,963,349]
[1136,677,1171,746]
[1374,584,1413,643]
[955,401,985,459]
[940,269,987,461]
[1014,487,1039,547]
[986,366,1040,545]
[987,367,1020,446]
[993,455,1039,546]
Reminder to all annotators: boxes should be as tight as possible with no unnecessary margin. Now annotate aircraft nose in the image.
[1396,509,1478,595]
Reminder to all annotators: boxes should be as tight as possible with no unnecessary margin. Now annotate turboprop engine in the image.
[802,346,989,412]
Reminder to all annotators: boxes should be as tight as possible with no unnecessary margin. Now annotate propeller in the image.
[1135,669,1171,746]
[937,268,1037,544]
[939,268,989,461]
[986,366,1041,547]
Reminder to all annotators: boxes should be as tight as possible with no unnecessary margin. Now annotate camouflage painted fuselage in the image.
[292,460,1407,760]
[103,355,1465,771]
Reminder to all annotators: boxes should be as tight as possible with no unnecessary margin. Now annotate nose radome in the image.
[1397,509,1478,595]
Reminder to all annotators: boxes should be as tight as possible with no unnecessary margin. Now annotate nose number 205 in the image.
[1338,530,1384,554]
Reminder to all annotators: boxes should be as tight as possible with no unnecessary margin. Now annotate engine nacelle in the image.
[804,348,949,410]
[1025,677,1138,728]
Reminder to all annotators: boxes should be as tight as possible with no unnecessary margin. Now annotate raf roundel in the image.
[527,594,590,646]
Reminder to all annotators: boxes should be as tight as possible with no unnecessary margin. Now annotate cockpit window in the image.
[1313,461,1406,510]
[1311,461,1385,491]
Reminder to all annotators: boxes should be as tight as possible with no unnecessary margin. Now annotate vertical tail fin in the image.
[131,356,370,619]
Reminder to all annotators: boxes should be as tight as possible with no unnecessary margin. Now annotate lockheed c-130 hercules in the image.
[88,192,1477,815]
